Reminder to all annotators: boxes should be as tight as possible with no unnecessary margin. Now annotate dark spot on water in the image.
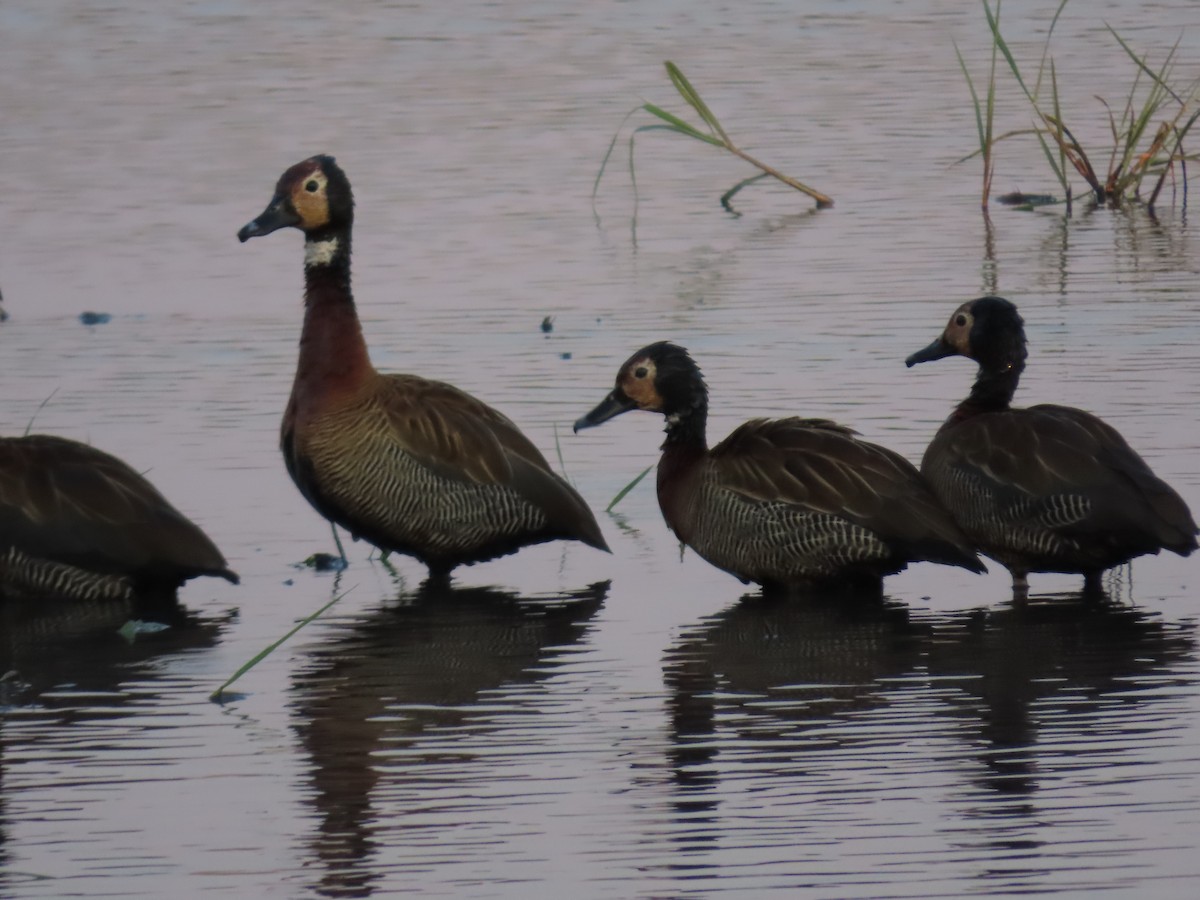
[560,351,572,360]
[79,311,112,325]
[995,192,1058,208]
[298,553,349,572]
[540,315,554,333]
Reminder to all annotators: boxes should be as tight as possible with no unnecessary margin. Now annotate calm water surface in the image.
[2,1,1200,896]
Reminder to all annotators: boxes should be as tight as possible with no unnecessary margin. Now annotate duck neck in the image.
[954,358,1022,419]
[660,401,708,458]
[657,401,708,542]
[296,228,372,395]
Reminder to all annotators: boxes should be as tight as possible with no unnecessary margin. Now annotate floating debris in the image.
[995,192,1058,208]
[297,552,348,572]
[541,315,555,334]
[0,669,30,707]
[118,619,172,643]
[79,311,112,325]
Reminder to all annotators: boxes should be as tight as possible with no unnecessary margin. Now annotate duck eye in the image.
[634,367,648,379]
[955,314,968,327]
[305,180,319,193]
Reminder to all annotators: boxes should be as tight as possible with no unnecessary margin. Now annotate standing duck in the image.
[574,342,984,594]
[0,435,237,604]
[906,296,1197,598]
[237,155,608,580]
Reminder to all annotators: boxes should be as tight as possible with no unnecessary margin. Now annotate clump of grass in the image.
[1094,26,1199,207]
[960,0,1200,210]
[594,61,833,216]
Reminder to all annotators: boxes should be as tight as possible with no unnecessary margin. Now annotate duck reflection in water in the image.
[664,592,923,825]
[927,591,1194,803]
[1,594,230,707]
[1,596,232,869]
[289,579,608,898]
[663,588,1193,855]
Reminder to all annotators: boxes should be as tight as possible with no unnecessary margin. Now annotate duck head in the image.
[574,341,708,432]
[237,155,354,246]
[906,295,1028,372]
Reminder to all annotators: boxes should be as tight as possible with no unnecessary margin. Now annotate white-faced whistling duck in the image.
[574,342,985,595]
[237,155,609,581]
[0,435,238,604]
[906,295,1198,599]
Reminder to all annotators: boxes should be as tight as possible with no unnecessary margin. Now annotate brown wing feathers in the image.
[0,436,236,589]
[714,419,983,569]
[377,375,608,550]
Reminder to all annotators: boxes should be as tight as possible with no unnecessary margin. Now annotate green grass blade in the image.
[553,422,568,479]
[1033,129,1068,192]
[665,61,731,144]
[627,131,640,221]
[954,37,994,205]
[1032,0,1071,98]
[641,103,725,145]
[952,128,1042,165]
[209,586,355,702]
[1046,60,1069,192]
[953,39,987,153]
[983,15,998,202]
[24,388,60,436]
[606,464,653,513]
[1108,25,1184,105]
[1176,107,1200,143]
[720,172,771,214]
[1042,111,1097,181]
[1099,94,1122,187]
[594,105,644,201]
[984,0,1035,104]
[1149,108,1200,205]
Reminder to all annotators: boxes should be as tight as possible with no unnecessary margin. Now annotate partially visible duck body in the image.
[906,295,1197,599]
[0,435,238,605]
[239,155,608,581]
[574,342,985,595]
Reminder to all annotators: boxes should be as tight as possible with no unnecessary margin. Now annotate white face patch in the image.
[305,238,339,267]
